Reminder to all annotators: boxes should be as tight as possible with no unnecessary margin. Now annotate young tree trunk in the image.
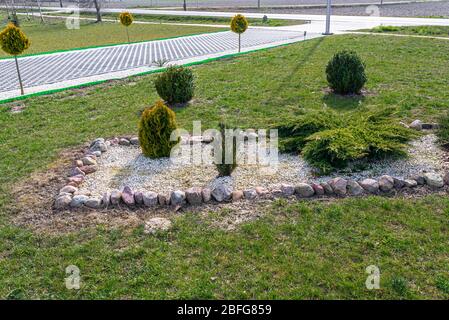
[59,0,63,7]
[257,0,260,9]
[14,56,25,95]
[238,33,241,52]
[93,0,102,22]
[126,27,129,43]
[37,0,45,23]
[183,0,186,11]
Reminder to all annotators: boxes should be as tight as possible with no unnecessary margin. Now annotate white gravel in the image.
[78,134,448,196]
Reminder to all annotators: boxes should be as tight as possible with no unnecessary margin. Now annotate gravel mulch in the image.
[78,134,448,196]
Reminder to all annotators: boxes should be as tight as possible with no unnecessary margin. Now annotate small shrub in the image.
[155,66,195,105]
[326,50,367,95]
[436,112,449,148]
[138,100,179,158]
[215,122,237,177]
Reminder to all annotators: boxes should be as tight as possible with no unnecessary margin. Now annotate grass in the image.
[1,34,449,299]
[0,12,225,58]
[44,11,306,27]
[1,196,448,299]
[366,25,449,37]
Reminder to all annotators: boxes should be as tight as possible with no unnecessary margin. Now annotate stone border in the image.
[54,120,446,210]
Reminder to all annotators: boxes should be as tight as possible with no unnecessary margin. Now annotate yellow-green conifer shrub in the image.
[119,12,134,42]
[0,23,30,95]
[230,14,249,52]
[138,100,179,158]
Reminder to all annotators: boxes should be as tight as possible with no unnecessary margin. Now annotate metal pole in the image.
[323,0,333,35]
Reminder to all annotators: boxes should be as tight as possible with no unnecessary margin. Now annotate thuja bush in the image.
[215,122,237,177]
[278,108,417,174]
[326,50,367,95]
[138,100,179,158]
[155,66,195,105]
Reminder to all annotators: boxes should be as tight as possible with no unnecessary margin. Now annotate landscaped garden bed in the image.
[2,34,449,299]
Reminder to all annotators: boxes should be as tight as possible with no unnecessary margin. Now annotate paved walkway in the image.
[0,28,316,101]
[1,7,449,101]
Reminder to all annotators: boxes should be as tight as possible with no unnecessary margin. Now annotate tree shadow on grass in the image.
[322,89,366,111]
[273,37,325,96]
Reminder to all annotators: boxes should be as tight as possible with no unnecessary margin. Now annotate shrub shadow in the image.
[321,89,366,111]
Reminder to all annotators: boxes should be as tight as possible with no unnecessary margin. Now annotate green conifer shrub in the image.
[154,66,195,105]
[326,50,367,95]
[138,100,179,158]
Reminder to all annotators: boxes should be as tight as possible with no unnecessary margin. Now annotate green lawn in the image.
[45,11,306,27]
[1,34,449,299]
[0,13,225,57]
[366,25,449,37]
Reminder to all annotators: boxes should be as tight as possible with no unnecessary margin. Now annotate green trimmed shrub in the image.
[326,50,367,95]
[215,122,237,177]
[154,66,195,105]
[138,100,179,158]
[437,112,449,148]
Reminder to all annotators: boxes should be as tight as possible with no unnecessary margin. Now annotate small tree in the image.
[215,122,238,177]
[0,23,30,95]
[119,12,133,43]
[230,14,249,53]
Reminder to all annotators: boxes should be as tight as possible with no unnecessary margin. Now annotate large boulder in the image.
[186,187,203,205]
[110,190,122,205]
[143,191,158,206]
[423,172,444,188]
[212,184,233,202]
[202,188,212,203]
[359,179,379,193]
[85,197,102,209]
[280,184,295,197]
[409,119,422,131]
[121,186,135,206]
[232,190,244,202]
[55,194,72,209]
[311,183,325,196]
[243,189,258,200]
[81,156,97,166]
[347,180,363,196]
[70,195,89,208]
[295,183,315,198]
[134,191,144,205]
[60,185,78,194]
[393,178,406,189]
[170,190,186,206]
[329,178,347,196]
[404,179,418,188]
[378,175,394,192]
[320,182,333,195]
